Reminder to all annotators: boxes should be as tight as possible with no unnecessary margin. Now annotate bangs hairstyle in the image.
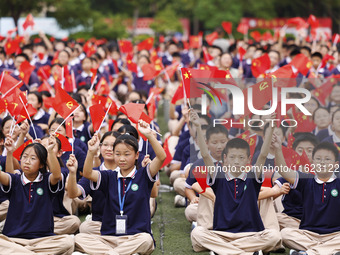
[49,118,66,130]
[99,131,121,159]
[205,125,228,141]
[113,134,139,154]
[312,142,339,162]
[21,143,48,174]
[222,138,250,159]
[41,135,64,167]
[117,125,139,140]
[292,132,319,150]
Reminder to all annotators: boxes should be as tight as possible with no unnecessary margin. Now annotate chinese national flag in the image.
[267,64,297,88]
[137,112,153,141]
[238,47,246,62]
[250,31,261,42]
[13,140,33,161]
[118,40,133,54]
[147,96,156,120]
[299,150,314,174]
[237,23,249,35]
[107,97,118,116]
[38,81,53,94]
[308,15,319,29]
[22,14,35,30]
[16,104,37,124]
[137,37,154,51]
[287,17,308,30]
[0,98,6,114]
[293,111,316,133]
[161,137,173,168]
[290,54,312,76]
[171,83,185,104]
[142,63,162,81]
[198,64,218,71]
[287,133,295,150]
[55,133,72,152]
[243,78,272,117]
[92,94,107,108]
[320,54,335,69]
[19,61,35,84]
[312,76,337,105]
[237,131,257,158]
[282,146,301,168]
[251,54,270,78]
[119,103,145,124]
[192,166,208,193]
[126,54,138,73]
[95,77,110,95]
[222,21,232,34]
[5,38,20,56]
[52,84,79,119]
[262,31,273,41]
[37,65,51,81]
[89,104,106,132]
[189,35,202,49]
[205,31,218,45]
[0,72,22,97]
[65,116,73,138]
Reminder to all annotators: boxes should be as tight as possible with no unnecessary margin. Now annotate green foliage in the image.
[90,13,128,40]
[150,6,183,34]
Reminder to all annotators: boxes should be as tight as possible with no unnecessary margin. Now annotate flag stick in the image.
[9,117,16,136]
[41,68,49,80]
[90,75,97,91]
[149,128,162,136]
[228,33,234,41]
[95,103,112,135]
[187,98,192,109]
[61,67,64,89]
[72,139,74,155]
[0,72,4,91]
[145,92,154,105]
[179,68,188,103]
[71,70,76,93]
[2,81,23,98]
[19,97,37,140]
[333,34,339,48]
[53,105,81,135]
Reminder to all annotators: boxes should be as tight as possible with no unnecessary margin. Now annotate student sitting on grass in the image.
[190,109,281,255]
[272,136,340,255]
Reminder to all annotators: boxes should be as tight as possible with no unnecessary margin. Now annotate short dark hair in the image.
[28,91,43,107]
[15,53,29,62]
[301,46,312,55]
[206,125,228,141]
[21,143,48,174]
[311,52,323,60]
[312,142,339,161]
[117,125,139,140]
[111,118,131,130]
[222,138,250,159]
[332,108,340,122]
[312,106,329,121]
[292,133,319,150]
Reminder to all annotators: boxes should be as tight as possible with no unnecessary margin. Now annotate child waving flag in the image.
[74,119,166,254]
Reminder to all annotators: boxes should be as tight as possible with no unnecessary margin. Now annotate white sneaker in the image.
[191,221,197,230]
[174,195,186,207]
[209,251,216,255]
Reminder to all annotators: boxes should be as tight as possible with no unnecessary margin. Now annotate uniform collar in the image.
[332,133,340,143]
[74,124,84,132]
[33,108,45,120]
[314,173,337,184]
[21,172,43,185]
[81,71,92,78]
[100,162,118,171]
[117,166,137,179]
[225,171,247,181]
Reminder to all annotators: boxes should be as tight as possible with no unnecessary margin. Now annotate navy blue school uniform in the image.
[275,177,303,220]
[61,149,86,181]
[132,73,155,95]
[331,65,340,75]
[53,168,71,218]
[279,57,291,67]
[76,72,92,87]
[293,171,340,234]
[180,52,191,67]
[74,122,92,144]
[73,137,88,153]
[0,156,7,206]
[140,139,156,161]
[162,54,173,67]
[97,65,110,83]
[193,58,204,68]
[34,57,52,71]
[0,172,60,238]
[29,124,45,138]
[242,59,255,79]
[91,165,158,236]
[32,108,50,126]
[207,169,265,233]
[171,131,190,164]
[232,56,240,69]
[316,128,331,142]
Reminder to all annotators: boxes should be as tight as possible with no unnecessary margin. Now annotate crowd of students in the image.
[0,26,339,254]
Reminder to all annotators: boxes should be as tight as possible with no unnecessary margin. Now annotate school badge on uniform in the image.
[131,184,139,191]
[80,136,86,142]
[331,189,338,197]
[37,188,44,196]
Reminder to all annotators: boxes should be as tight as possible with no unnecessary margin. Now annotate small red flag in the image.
[43,97,54,109]
[222,21,232,34]
[52,84,79,119]
[89,104,106,132]
[65,116,73,139]
[202,46,213,63]
[4,38,20,56]
[267,64,297,88]
[126,54,138,73]
[0,72,22,97]
[251,54,271,78]
[238,47,246,62]
[205,31,218,45]
[164,61,180,79]
[250,31,261,42]
[22,14,35,30]
[262,31,273,41]
[19,61,35,84]
[4,89,26,116]
[312,76,338,105]
[119,103,145,124]
[291,54,312,76]
[137,37,154,51]
[320,54,335,69]
[37,65,51,81]
[282,146,301,168]
[287,133,295,150]
[161,137,173,168]
[95,77,110,95]
[55,133,72,152]
[16,104,37,124]
[0,98,6,115]
[137,112,153,141]
[118,40,133,54]
[192,166,209,193]
[237,23,249,35]
[171,83,184,104]
[142,61,163,81]
[13,140,33,161]
[307,15,319,29]
[189,35,202,49]
[287,17,308,30]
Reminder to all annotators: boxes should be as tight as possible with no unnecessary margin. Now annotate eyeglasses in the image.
[100,143,114,149]
[313,158,335,164]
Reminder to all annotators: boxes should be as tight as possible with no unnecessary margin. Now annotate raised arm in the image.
[189,110,213,175]
[83,134,100,182]
[47,134,62,185]
[66,154,82,198]
[4,136,15,174]
[138,120,166,178]
[272,133,297,184]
